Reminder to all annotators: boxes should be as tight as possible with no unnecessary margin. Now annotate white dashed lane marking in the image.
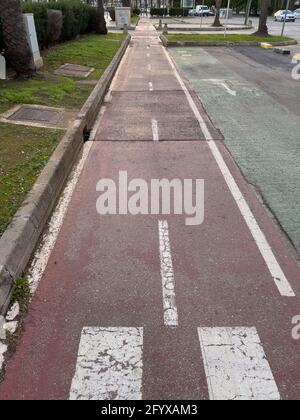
[151,119,159,142]
[69,327,143,400]
[159,220,178,327]
[149,82,154,91]
[198,327,280,401]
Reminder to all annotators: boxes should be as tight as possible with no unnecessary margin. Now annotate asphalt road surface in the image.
[0,19,300,400]
[170,44,300,255]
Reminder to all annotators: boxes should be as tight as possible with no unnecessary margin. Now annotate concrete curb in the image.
[160,34,298,47]
[157,25,253,32]
[0,34,131,315]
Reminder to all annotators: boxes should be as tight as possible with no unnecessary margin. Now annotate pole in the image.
[200,0,204,28]
[224,0,231,38]
[244,0,252,26]
[281,0,290,37]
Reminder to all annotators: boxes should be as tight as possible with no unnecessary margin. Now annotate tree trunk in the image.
[253,0,270,36]
[212,0,223,27]
[0,0,35,77]
[96,0,108,34]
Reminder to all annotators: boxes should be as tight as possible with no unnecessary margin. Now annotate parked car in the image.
[188,9,197,16]
[196,5,214,16]
[294,8,300,18]
[274,10,296,22]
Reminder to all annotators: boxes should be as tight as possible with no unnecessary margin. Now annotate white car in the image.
[294,9,300,18]
[274,10,296,22]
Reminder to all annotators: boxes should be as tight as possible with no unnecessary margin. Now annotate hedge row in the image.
[150,8,189,17]
[0,0,98,52]
[132,8,141,16]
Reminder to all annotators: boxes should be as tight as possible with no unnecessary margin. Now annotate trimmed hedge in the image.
[132,8,141,16]
[150,8,167,16]
[150,8,189,17]
[0,0,98,52]
[169,8,189,17]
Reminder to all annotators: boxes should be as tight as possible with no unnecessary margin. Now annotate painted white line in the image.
[110,44,131,92]
[104,90,112,103]
[148,64,152,71]
[0,342,7,370]
[89,106,106,141]
[27,140,94,294]
[202,79,237,96]
[69,327,143,400]
[151,119,159,142]
[158,220,178,327]
[147,53,150,58]
[149,82,154,91]
[0,316,5,340]
[198,327,280,400]
[163,47,295,297]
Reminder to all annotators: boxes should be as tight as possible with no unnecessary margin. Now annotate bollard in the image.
[163,23,168,35]
[123,24,128,35]
[158,19,162,30]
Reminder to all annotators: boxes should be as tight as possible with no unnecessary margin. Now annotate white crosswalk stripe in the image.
[198,327,280,400]
[70,327,143,400]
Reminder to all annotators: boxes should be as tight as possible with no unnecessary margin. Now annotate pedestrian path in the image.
[0,18,300,401]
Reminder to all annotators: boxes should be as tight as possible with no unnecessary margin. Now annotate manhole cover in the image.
[55,63,95,78]
[9,107,61,124]
[0,105,79,129]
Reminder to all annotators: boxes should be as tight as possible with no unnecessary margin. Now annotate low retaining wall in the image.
[160,34,298,47]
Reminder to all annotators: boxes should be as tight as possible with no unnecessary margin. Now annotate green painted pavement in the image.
[171,47,300,255]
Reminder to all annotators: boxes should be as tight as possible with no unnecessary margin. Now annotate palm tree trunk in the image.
[253,0,270,36]
[96,0,108,34]
[0,0,35,77]
[212,0,223,27]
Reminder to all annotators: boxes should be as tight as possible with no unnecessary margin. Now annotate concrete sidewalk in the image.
[0,18,300,400]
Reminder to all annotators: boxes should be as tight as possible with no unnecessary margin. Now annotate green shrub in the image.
[0,0,98,53]
[169,8,189,17]
[20,0,98,48]
[150,8,167,16]
[132,8,141,16]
